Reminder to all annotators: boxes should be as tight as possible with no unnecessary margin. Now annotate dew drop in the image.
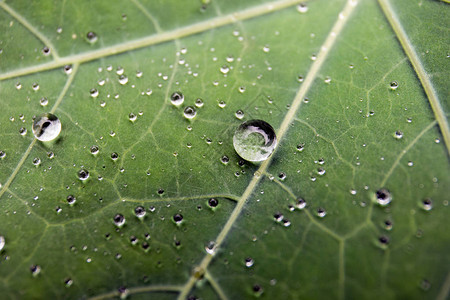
[218,100,226,108]
[233,120,277,162]
[128,113,137,122]
[183,106,197,119]
[32,113,61,141]
[118,75,128,85]
[0,236,5,251]
[220,155,229,165]
[296,3,308,13]
[30,265,41,276]
[170,92,184,106]
[208,198,219,208]
[32,83,40,91]
[39,97,48,106]
[375,188,392,206]
[77,169,90,181]
[15,82,22,90]
[245,257,254,267]
[389,81,398,90]
[393,131,403,139]
[235,110,245,120]
[297,75,304,82]
[32,157,41,166]
[317,168,326,175]
[384,220,393,231]
[296,143,304,152]
[90,88,99,98]
[317,208,326,218]
[273,212,284,222]
[90,145,99,155]
[134,206,146,219]
[220,65,230,74]
[195,98,204,107]
[113,214,125,227]
[0,151,6,159]
[296,198,306,209]
[66,195,76,206]
[86,31,98,43]
[111,152,119,161]
[63,65,73,74]
[278,172,286,180]
[238,86,246,93]
[252,284,263,297]
[173,213,183,224]
[64,278,73,288]
[421,198,433,211]
[205,241,216,255]
[378,235,389,247]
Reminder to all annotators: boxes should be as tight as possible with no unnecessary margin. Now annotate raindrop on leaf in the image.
[32,113,61,142]
[233,120,277,162]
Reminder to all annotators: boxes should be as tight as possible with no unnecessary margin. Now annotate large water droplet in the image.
[134,206,146,219]
[32,113,61,142]
[77,169,90,181]
[233,120,277,162]
[170,92,184,106]
[113,214,125,227]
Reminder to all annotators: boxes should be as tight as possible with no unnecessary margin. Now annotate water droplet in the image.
[407,161,413,167]
[195,98,204,107]
[129,236,138,246]
[421,198,433,211]
[31,157,41,166]
[238,86,246,93]
[389,81,398,90]
[384,220,393,231]
[218,100,226,108]
[42,46,51,56]
[32,113,61,142]
[235,110,244,120]
[208,198,219,209]
[63,65,73,74]
[317,208,326,218]
[378,235,389,247]
[15,82,22,90]
[67,195,76,206]
[296,143,304,152]
[375,189,392,206]
[86,31,98,43]
[111,152,119,161]
[90,88,99,98]
[28,265,42,278]
[64,278,73,288]
[136,70,143,78]
[183,106,197,119]
[40,97,48,106]
[310,54,317,61]
[273,212,284,222]
[278,172,286,180]
[220,65,230,74]
[118,287,129,299]
[245,257,254,267]
[0,236,5,251]
[393,131,403,139]
[113,214,125,227]
[173,213,183,225]
[296,198,306,209]
[220,155,229,165]
[118,75,128,85]
[56,206,62,214]
[170,92,184,106]
[296,3,308,13]
[205,241,216,255]
[324,76,331,84]
[32,83,40,91]
[317,168,326,175]
[77,169,90,181]
[90,145,99,155]
[0,151,6,159]
[252,284,263,297]
[233,120,277,162]
[134,206,146,219]
[128,113,137,122]
[297,75,304,82]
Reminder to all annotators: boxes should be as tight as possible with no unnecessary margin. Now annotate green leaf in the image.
[0,0,448,299]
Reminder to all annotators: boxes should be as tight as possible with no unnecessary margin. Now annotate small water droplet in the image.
[40,97,48,106]
[183,106,197,119]
[245,257,254,267]
[278,172,286,180]
[90,145,99,155]
[317,168,326,176]
[220,65,230,74]
[128,113,137,122]
[173,213,183,225]
[384,220,393,231]
[77,169,90,181]
[296,198,306,209]
[32,83,40,91]
[233,120,277,162]
[42,46,51,56]
[67,195,76,206]
[205,241,216,255]
[90,88,99,98]
[393,131,403,139]
[0,236,5,251]
[389,81,398,90]
[297,75,304,82]
[0,151,6,159]
[170,92,184,106]
[378,235,389,247]
[194,98,204,107]
[220,155,229,165]
[15,82,22,90]
[118,75,128,85]
[235,110,245,120]
[111,152,119,161]
[273,212,284,222]
[296,3,308,13]
[421,198,433,211]
[296,143,304,152]
[30,264,42,276]
[252,284,263,297]
[64,278,73,288]
[262,45,270,53]
[32,157,41,166]
[63,65,73,74]
[134,206,146,219]
[113,214,125,227]
[86,31,98,43]
[208,198,219,208]
[375,189,392,206]
[317,208,326,218]
[238,86,246,93]
[218,100,226,108]
[32,113,61,141]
